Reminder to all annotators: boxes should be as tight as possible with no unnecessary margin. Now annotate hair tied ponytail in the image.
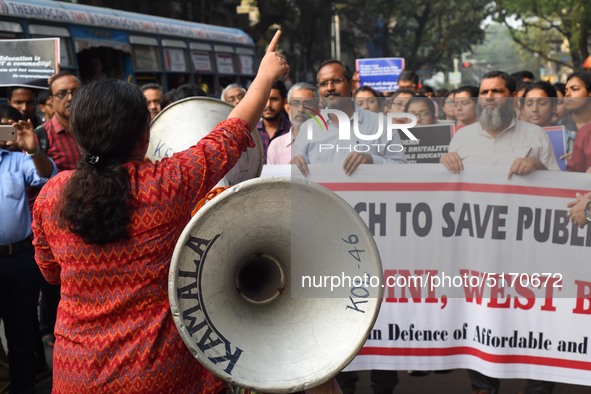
[84,155,100,165]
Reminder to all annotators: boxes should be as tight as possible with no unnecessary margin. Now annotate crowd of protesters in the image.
[2,38,591,393]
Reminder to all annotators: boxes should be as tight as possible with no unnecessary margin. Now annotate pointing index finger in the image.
[267,30,281,53]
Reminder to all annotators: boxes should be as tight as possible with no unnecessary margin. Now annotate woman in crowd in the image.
[452,85,479,130]
[386,88,416,114]
[519,81,557,127]
[353,85,383,113]
[404,94,436,126]
[440,89,456,122]
[564,72,591,130]
[32,31,289,393]
[565,72,591,173]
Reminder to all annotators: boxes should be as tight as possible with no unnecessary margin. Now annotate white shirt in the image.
[267,130,294,165]
[293,106,407,165]
[449,118,560,170]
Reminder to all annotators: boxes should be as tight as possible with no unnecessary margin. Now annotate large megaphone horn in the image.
[169,177,383,393]
[146,97,263,186]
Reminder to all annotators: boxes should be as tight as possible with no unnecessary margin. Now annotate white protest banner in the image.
[283,164,591,386]
[0,38,59,88]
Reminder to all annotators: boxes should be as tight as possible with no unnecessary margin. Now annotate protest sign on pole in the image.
[0,38,59,89]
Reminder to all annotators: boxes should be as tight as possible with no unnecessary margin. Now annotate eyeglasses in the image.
[409,110,433,119]
[52,89,79,100]
[290,99,318,108]
[226,93,245,104]
[454,100,474,108]
[317,78,345,88]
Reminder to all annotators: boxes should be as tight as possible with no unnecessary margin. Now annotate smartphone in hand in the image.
[0,124,16,142]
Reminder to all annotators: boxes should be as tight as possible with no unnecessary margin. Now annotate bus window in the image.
[162,39,189,90]
[195,75,214,96]
[28,24,73,67]
[166,74,189,90]
[0,20,23,39]
[189,43,214,95]
[215,53,235,75]
[162,39,187,71]
[130,36,161,86]
[130,36,160,71]
[77,47,126,82]
[236,47,255,76]
[215,45,237,97]
[190,43,213,72]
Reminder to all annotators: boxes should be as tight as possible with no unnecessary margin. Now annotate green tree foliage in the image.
[470,23,545,79]
[249,0,333,83]
[492,0,591,69]
[249,0,490,80]
[342,0,490,72]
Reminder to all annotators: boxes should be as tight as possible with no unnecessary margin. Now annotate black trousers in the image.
[0,247,41,393]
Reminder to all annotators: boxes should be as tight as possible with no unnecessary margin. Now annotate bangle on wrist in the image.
[26,146,40,158]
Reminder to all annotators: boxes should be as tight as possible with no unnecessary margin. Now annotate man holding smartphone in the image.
[0,117,57,392]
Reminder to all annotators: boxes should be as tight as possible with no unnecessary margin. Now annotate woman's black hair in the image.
[454,85,479,104]
[553,82,565,96]
[353,85,382,98]
[59,78,150,244]
[404,94,435,116]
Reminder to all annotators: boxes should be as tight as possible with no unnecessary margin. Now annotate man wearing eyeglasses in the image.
[267,82,318,164]
[35,71,82,171]
[291,59,406,176]
[29,70,82,354]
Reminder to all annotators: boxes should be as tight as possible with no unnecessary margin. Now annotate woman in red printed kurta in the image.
[32,32,288,393]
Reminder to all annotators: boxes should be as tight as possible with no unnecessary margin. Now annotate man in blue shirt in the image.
[0,118,57,392]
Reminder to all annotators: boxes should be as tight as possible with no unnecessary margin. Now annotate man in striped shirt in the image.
[39,71,82,171]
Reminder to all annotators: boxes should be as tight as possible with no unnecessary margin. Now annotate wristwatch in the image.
[585,201,591,223]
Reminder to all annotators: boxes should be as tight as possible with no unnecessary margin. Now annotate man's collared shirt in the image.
[256,113,291,164]
[293,106,407,165]
[0,149,57,243]
[449,118,559,170]
[267,130,294,165]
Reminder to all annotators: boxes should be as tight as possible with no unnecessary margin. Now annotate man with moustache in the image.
[221,83,246,107]
[140,83,163,120]
[267,82,318,164]
[440,70,558,177]
[440,70,558,394]
[291,59,406,177]
[8,86,41,127]
[256,79,291,163]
